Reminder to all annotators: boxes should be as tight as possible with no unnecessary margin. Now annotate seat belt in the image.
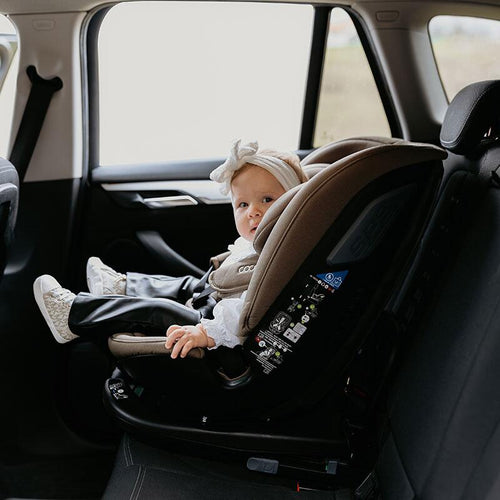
[10,65,63,181]
[191,266,215,308]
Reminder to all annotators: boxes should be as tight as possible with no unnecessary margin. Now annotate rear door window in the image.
[97,2,314,166]
[314,8,390,147]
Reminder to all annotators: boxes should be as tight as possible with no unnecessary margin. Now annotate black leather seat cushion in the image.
[102,434,343,499]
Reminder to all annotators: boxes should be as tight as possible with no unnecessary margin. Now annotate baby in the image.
[34,140,307,358]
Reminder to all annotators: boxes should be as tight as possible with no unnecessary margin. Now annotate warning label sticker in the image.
[269,311,291,334]
[315,270,349,291]
[249,270,349,375]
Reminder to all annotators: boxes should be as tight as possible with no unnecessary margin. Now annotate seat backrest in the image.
[0,158,19,279]
[375,80,500,499]
[236,139,445,415]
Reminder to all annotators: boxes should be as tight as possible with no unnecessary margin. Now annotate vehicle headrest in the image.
[440,80,500,155]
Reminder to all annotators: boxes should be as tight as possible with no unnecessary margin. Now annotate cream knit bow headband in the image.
[210,140,303,195]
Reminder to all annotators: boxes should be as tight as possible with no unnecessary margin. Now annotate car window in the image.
[313,8,390,147]
[97,1,314,166]
[0,16,18,158]
[429,16,500,102]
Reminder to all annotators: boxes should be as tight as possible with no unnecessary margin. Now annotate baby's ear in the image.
[253,186,301,253]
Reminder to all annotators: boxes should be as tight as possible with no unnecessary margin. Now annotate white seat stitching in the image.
[130,465,146,500]
[125,433,133,466]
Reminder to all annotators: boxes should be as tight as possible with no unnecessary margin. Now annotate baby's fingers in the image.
[180,339,194,358]
[165,326,185,350]
[166,324,181,336]
[170,335,189,359]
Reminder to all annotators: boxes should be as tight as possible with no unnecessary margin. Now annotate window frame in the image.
[347,7,401,139]
[85,2,400,175]
[304,5,401,148]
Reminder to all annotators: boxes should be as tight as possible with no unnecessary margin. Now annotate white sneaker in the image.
[86,257,126,295]
[33,275,78,344]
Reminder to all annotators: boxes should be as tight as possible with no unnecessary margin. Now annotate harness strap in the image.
[190,266,217,316]
[10,66,63,181]
[192,282,215,308]
[193,265,213,293]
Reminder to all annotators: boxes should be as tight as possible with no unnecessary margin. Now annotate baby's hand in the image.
[165,324,214,359]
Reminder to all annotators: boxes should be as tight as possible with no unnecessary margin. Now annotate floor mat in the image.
[0,452,115,499]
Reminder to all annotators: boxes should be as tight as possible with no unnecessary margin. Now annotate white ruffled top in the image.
[200,237,256,349]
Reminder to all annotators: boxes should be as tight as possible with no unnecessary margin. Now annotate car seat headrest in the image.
[240,140,447,335]
[440,80,500,156]
[302,136,404,166]
[303,163,330,179]
[253,137,409,253]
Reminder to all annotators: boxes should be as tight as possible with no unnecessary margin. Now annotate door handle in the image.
[142,195,198,209]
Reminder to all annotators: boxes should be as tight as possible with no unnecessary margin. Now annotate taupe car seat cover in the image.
[109,333,204,359]
[239,140,446,336]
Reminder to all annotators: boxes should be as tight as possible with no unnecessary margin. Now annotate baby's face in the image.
[231,165,286,242]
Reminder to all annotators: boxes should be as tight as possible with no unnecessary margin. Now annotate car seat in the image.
[0,158,19,279]
[106,137,412,360]
[103,138,446,450]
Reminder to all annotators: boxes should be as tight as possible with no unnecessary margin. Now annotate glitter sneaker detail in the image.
[87,257,126,295]
[102,275,126,295]
[43,288,78,342]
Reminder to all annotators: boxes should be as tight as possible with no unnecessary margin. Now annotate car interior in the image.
[0,0,498,499]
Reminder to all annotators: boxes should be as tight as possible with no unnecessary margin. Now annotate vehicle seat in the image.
[103,137,446,443]
[0,158,19,280]
[374,79,500,500]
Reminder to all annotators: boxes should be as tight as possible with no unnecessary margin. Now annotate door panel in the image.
[76,165,237,292]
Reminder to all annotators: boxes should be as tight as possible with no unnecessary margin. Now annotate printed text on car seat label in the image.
[249,270,349,375]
